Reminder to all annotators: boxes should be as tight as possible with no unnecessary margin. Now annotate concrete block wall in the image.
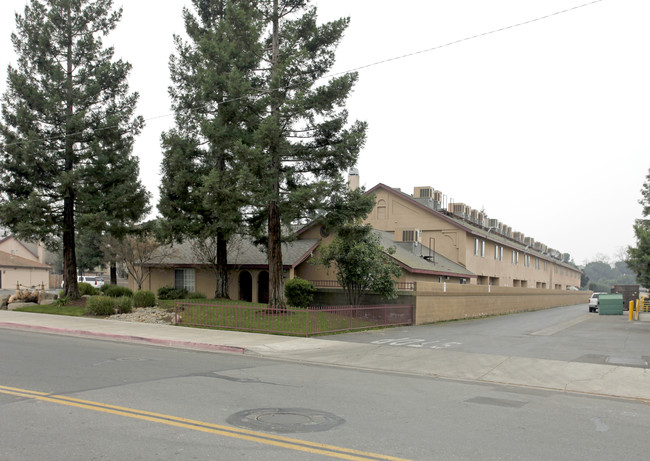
[413,282,590,324]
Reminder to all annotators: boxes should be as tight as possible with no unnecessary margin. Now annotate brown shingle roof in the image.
[143,236,320,269]
[375,230,475,278]
[0,250,50,269]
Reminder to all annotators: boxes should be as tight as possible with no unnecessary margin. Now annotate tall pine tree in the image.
[159,0,263,299]
[243,0,367,309]
[0,0,149,298]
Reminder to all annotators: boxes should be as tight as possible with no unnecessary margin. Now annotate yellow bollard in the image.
[629,300,634,321]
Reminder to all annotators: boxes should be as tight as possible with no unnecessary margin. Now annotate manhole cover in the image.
[227,408,345,433]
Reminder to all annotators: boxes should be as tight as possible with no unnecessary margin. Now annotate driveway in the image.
[327,303,650,368]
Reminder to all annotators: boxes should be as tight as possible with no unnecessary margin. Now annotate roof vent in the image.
[414,186,434,198]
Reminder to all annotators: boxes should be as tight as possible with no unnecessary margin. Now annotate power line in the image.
[2,0,606,149]
[330,0,605,77]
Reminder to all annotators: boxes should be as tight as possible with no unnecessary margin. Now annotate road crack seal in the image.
[476,356,511,381]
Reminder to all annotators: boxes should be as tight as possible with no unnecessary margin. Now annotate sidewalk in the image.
[2,310,649,402]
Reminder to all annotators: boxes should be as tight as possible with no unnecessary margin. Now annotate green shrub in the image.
[104,285,133,298]
[114,296,133,314]
[134,290,156,307]
[86,296,116,316]
[157,286,188,300]
[188,291,206,299]
[78,282,99,296]
[285,277,316,308]
[54,296,69,307]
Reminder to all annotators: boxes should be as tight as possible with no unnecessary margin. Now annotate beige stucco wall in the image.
[132,266,277,303]
[367,189,467,265]
[413,281,590,324]
[366,187,582,290]
[0,238,37,262]
[465,235,581,289]
[1,267,50,290]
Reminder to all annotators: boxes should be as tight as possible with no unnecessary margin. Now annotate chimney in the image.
[37,241,46,264]
[348,167,359,191]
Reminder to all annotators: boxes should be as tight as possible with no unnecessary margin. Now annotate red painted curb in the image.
[0,322,246,354]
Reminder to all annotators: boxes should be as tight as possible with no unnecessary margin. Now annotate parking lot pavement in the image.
[325,304,650,368]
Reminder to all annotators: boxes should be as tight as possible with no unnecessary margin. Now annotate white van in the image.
[61,276,105,288]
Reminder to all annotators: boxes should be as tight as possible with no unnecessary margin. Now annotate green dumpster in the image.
[598,294,623,315]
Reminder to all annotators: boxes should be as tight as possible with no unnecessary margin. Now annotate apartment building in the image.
[364,184,581,289]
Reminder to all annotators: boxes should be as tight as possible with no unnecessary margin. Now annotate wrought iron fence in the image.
[174,300,414,337]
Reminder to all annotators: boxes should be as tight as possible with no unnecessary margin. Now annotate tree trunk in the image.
[62,211,77,298]
[62,6,79,300]
[215,231,229,299]
[266,0,285,310]
[110,262,117,285]
[268,200,284,309]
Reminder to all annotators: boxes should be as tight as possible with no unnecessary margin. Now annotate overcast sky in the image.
[1,0,648,266]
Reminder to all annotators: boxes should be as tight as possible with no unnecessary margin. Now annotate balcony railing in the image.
[309,280,416,291]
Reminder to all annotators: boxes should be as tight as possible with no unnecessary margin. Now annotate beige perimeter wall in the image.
[413,281,590,324]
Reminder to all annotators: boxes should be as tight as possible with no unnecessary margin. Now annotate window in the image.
[495,245,499,260]
[174,268,195,292]
[481,240,485,257]
[474,238,479,255]
[500,246,503,261]
[377,200,387,220]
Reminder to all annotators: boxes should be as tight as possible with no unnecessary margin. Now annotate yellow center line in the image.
[0,385,411,461]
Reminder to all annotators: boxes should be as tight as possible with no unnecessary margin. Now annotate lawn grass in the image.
[175,300,377,336]
[12,297,391,337]
[13,304,87,316]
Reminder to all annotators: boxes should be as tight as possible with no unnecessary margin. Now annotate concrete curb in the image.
[0,321,247,354]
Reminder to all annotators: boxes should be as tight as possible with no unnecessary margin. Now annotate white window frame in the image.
[174,268,195,292]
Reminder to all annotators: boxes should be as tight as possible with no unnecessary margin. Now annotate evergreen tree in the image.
[0,0,149,298]
[243,0,367,309]
[158,0,263,298]
[316,224,402,306]
[627,167,650,288]
[76,229,105,274]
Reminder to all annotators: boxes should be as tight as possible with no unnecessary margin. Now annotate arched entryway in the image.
[257,271,269,304]
[239,271,252,302]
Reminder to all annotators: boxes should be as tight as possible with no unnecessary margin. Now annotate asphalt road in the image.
[327,303,650,368]
[1,328,649,460]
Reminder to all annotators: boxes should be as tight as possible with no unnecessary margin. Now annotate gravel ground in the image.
[108,307,175,324]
